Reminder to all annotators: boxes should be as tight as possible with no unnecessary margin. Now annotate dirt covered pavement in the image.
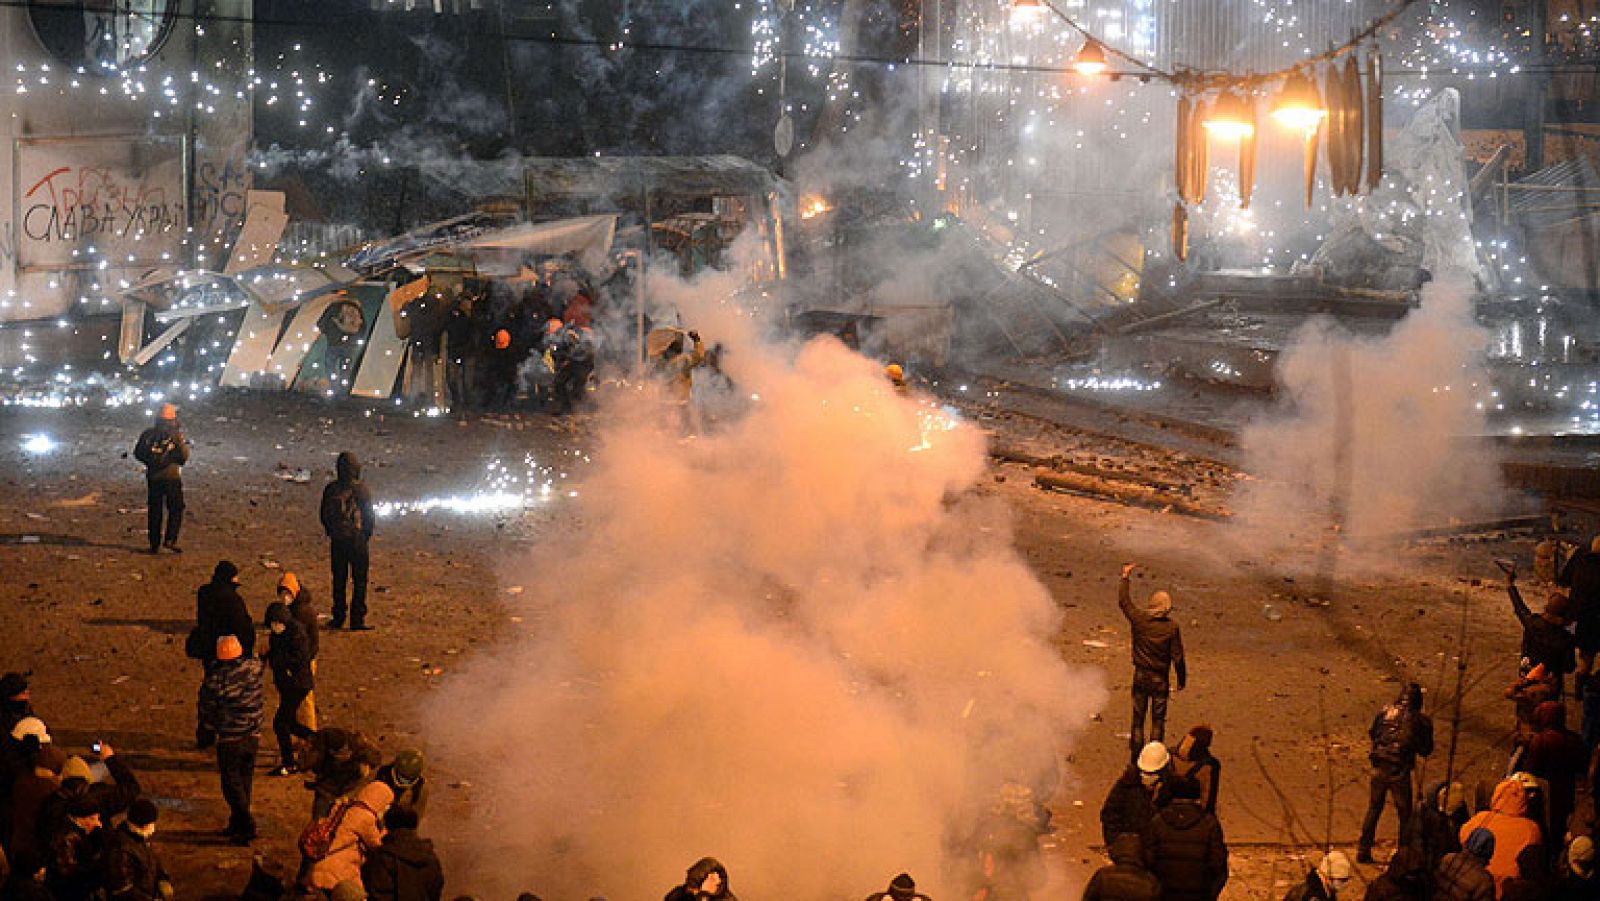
[0,393,587,897]
[0,387,1559,899]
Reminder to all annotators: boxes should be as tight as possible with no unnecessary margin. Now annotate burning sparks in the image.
[373,452,581,519]
[798,195,833,220]
[20,434,57,455]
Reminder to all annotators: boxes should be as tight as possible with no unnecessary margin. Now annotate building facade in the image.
[0,0,253,333]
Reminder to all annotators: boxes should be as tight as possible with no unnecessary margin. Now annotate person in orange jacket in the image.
[1459,776,1544,895]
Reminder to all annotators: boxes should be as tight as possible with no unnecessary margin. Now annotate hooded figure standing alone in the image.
[320,452,376,630]
[132,404,189,554]
[1356,683,1434,864]
[1118,563,1186,754]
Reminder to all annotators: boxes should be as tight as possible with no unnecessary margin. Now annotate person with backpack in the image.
[320,452,376,631]
[196,635,265,845]
[132,404,189,554]
[360,806,443,901]
[304,779,394,894]
[1356,683,1434,864]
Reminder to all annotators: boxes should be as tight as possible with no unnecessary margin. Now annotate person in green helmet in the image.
[376,749,428,821]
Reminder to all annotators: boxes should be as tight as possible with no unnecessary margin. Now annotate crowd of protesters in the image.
[41,386,1600,901]
[315,259,612,417]
[1084,558,1600,901]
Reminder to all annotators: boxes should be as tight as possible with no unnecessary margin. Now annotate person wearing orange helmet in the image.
[481,327,523,411]
[132,404,189,554]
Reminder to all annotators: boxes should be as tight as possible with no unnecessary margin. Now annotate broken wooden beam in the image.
[1033,471,1230,521]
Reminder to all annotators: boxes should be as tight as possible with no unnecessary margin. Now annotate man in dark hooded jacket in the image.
[1141,777,1227,901]
[361,806,443,901]
[1357,683,1433,863]
[1506,566,1576,697]
[1362,845,1427,901]
[1118,563,1186,753]
[132,404,189,554]
[263,603,315,776]
[320,451,376,630]
[1523,700,1586,842]
[190,561,254,663]
[663,857,736,901]
[1082,834,1160,901]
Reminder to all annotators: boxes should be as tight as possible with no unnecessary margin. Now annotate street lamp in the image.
[1072,38,1108,76]
[1270,69,1326,131]
[1202,90,1255,140]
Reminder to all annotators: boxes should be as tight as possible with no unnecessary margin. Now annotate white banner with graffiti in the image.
[14,135,186,270]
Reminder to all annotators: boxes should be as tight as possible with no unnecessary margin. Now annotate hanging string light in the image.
[1202,90,1255,140]
[1071,39,1108,77]
[1270,69,1327,132]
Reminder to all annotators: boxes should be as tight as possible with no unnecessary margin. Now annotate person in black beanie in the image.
[189,562,255,664]
[105,798,172,901]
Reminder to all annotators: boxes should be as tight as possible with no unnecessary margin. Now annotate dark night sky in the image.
[252,0,916,161]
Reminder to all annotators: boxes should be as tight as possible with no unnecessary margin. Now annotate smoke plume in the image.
[1234,271,1502,548]
[427,267,1104,900]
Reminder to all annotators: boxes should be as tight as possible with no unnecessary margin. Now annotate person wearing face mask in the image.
[277,573,320,736]
[1101,742,1173,846]
[104,798,172,901]
[264,603,315,777]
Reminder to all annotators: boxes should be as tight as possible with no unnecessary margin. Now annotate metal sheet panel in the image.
[349,294,408,399]
[219,302,287,388]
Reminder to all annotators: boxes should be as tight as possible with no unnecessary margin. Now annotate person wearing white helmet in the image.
[9,716,50,746]
[1282,850,1351,900]
[1099,741,1172,846]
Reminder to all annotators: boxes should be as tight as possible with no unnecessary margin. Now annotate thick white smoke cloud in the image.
[427,266,1104,900]
[1235,272,1502,548]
